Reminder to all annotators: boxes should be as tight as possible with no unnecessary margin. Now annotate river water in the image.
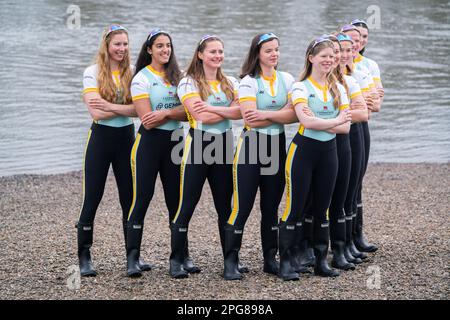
[0,0,449,176]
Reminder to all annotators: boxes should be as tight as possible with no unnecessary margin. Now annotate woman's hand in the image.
[141,110,167,129]
[365,96,374,111]
[88,98,115,112]
[350,99,365,110]
[191,100,210,114]
[243,109,267,123]
[302,106,314,117]
[336,108,352,125]
[377,87,385,99]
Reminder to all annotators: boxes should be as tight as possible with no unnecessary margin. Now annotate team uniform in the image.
[352,53,382,253]
[78,64,135,276]
[225,71,294,278]
[125,65,184,276]
[169,75,238,278]
[279,77,349,279]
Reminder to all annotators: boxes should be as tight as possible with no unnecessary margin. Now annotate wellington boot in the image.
[77,222,97,277]
[278,222,299,281]
[223,225,244,280]
[169,223,189,279]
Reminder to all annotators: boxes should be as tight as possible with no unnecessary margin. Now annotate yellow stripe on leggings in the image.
[281,142,298,222]
[228,136,244,225]
[78,129,92,219]
[172,134,193,223]
[127,133,142,221]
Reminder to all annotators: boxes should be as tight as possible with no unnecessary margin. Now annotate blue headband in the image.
[147,28,169,42]
[258,33,279,45]
[337,33,353,43]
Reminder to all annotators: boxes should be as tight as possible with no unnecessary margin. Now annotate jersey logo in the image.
[309,94,315,98]
[323,106,328,110]
[258,90,265,94]
[152,82,158,86]
[272,100,276,104]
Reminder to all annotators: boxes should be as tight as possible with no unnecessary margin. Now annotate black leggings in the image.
[127,126,184,224]
[356,121,370,206]
[227,130,286,230]
[78,123,134,225]
[172,129,234,227]
[282,134,338,240]
[345,123,364,220]
[329,133,351,244]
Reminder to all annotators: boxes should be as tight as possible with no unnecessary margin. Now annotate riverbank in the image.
[0,163,448,299]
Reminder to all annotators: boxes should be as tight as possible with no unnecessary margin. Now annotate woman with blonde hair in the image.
[279,36,352,280]
[171,35,241,278]
[78,25,152,276]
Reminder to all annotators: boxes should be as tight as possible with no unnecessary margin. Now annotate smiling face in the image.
[345,30,361,59]
[198,40,224,69]
[309,46,334,74]
[356,26,369,50]
[148,34,172,66]
[339,40,353,66]
[107,32,129,63]
[331,41,341,68]
[258,38,280,69]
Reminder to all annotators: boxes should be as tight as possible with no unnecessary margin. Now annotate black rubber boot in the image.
[331,241,355,271]
[313,220,339,277]
[354,205,378,253]
[298,216,315,267]
[219,220,248,273]
[290,222,312,274]
[223,225,244,280]
[349,212,368,260]
[76,222,97,277]
[330,213,355,271]
[123,220,153,272]
[344,216,363,264]
[278,222,299,281]
[261,223,279,275]
[126,222,144,277]
[183,238,201,274]
[169,223,189,279]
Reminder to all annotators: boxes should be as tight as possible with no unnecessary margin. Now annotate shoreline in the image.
[0,163,448,299]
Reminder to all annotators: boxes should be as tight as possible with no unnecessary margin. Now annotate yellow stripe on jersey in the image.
[78,129,92,220]
[181,92,200,103]
[239,96,257,103]
[173,134,193,224]
[308,76,328,102]
[132,93,149,102]
[128,133,142,221]
[228,136,244,226]
[350,91,362,99]
[361,87,370,92]
[292,98,307,106]
[281,142,298,222]
[83,88,99,94]
[339,104,349,111]
[369,83,375,89]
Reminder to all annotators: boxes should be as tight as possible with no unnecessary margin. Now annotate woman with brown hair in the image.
[125,28,187,277]
[170,35,241,279]
[223,33,297,280]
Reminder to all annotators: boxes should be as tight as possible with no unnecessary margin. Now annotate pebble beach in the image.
[0,163,448,300]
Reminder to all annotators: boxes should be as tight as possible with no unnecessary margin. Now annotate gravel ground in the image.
[0,163,448,300]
